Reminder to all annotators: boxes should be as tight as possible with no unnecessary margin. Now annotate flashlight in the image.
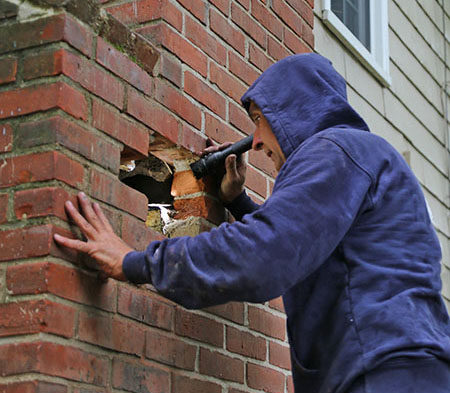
[190,135,253,179]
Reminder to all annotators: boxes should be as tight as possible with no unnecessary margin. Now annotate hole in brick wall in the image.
[120,154,175,233]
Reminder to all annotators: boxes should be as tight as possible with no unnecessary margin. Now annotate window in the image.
[320,0,391,86]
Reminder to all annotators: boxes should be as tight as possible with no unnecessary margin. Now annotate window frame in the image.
[320,0,391,86]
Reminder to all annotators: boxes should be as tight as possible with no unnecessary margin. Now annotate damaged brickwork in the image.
[0,0,314,392]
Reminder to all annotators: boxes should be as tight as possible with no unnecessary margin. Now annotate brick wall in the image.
[0,0,314,392]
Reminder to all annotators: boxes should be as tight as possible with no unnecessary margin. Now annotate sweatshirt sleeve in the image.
[122,137,372,309]
[224,191,260,221]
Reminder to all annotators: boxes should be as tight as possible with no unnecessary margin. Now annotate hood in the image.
[241,53,370,159]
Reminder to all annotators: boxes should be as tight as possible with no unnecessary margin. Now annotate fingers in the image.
[54,233,90,253]
[201,141,233,156]
[78,193,104,232]
[65,200,96,238]
[225,154,239,179]
[93,202,113,232]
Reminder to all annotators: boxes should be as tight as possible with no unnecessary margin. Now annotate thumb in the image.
[225,154,238,178]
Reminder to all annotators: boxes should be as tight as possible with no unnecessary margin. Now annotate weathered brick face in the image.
[0,0,313,391]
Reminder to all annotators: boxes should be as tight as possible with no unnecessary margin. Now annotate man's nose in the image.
[252,131,263,150]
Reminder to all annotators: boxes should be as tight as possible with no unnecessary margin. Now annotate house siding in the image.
[314,0,450,310]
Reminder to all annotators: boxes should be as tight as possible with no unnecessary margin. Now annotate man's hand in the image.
[202,140,247,204]
[53,192,133,281]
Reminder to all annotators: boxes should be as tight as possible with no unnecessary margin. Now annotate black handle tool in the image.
[190,135,253,179]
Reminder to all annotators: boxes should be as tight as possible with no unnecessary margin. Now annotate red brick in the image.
[112,358,170,393]
[268,36,290,61]
[269,296,285,312]
[145,330,196,369]
[171,170,215,197]
[249,42,273,72]
[23,48,124,108]
[23,48,63,79]
[205,302,245,324]
[121,214,165,251]
[245,165,267,197]
[248,306,286,340]
[6,262,117,312]
[210,8,245,55]
[210,62,247,103]
[92,100,149,160]
[63,49,124,108]
[0,14,91,56]
[96,38,153,95]
[63,13,94,57]
[284,28,310,54]
[269,341,291,370]
[229,51,260,85]
[286,0,314,27]
[269,178,275,194]
[0,225,77,262]
[106,0,159,22]
[185,15,227,65]
[226,326,266,360]
[178,0,207,23]
[159,53,182,87]
[16,116,120,172]
[0,342,108,385]
[0,124,12,152]
[302,23,314,48]
[175,308,223,347]
[205,113,241,144]
[0,299,75,338]
[184,71,226,119]
[107,0,182,31]
[78,311,144,355]
[14,187,76,221]
[0,82,88,120]
[172,374,222,393]
[0,151,84,188]
[118,285,173,330]
[127,87,179,145]
[0,15,72,54]
[139,23,207,77]
[199,348,244,383]
[0,381,67,393]
[229,102,255,135]
[287,375,295,393]
[272,0,302,36]
[0,193,7,224]
[174,195,225,225]
[210,0,230,16]
[155,78,202,128]
[251,0,283,40]
[236,0,250,10]
[231,2,266,48]
[179,123,207,155]
[247,362,285,393]
[0,57,17,84]
[90,169,148,220]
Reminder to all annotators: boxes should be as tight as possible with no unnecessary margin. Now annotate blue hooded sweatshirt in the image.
[123,53,450,392]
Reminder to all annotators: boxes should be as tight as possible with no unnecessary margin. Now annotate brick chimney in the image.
[0,1,314,392]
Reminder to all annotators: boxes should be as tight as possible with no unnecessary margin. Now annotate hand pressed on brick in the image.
[53,192,133,281]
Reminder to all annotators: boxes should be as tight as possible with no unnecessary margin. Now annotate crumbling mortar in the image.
[7,0,58,23]
[0,264,7,303]
[12,0,160,74]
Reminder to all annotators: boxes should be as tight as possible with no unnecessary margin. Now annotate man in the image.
[54,54,450,393]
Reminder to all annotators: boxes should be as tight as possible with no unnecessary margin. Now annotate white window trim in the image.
[320,0,391,87]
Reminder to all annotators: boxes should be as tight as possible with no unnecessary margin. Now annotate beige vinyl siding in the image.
[314,0,450,310]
